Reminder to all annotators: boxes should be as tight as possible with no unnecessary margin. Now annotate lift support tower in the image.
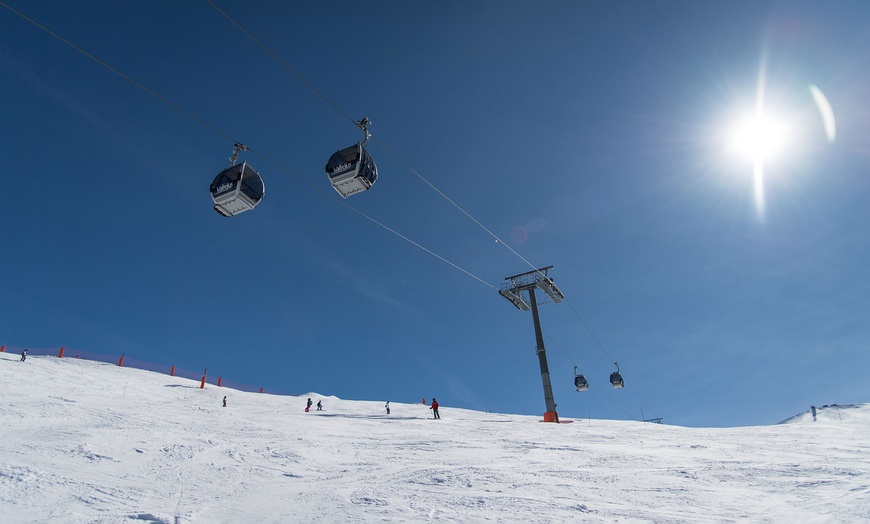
[499,266,565,423]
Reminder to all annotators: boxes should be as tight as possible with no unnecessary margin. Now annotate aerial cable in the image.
[564,297,618,364]
[245,152,496,288]
[205,0,545,276]
[625,374,658,419]
[1,2,496,291]
[543,331,634,419]
[0,2,242,147]
[370,136,547,271]
[8,1,652,419]
[210,0,659,419]
[543,330,579,369]
[563,297,659,418]
[205,2,655,417]
[205,0,359,129]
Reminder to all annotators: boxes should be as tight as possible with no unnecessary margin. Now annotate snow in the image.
[1,352,868,523]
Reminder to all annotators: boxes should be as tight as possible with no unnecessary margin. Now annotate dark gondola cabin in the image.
[210,161,265,217]
[610,371,624,389]
[574,374,589,392]
[325,143,377,198]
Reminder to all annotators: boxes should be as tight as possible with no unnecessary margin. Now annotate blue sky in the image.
[2,1,868,427]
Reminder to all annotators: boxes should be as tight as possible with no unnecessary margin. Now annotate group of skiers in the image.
[218,395,442,417]
[16,351,444,418]
[219,394,448,416]
[297,397,441,418]
[305,398,324,412]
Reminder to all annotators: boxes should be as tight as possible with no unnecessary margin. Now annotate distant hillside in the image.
[778,403,865,424]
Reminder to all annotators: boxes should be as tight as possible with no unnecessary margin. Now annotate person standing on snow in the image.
[316,400,323,411]
[305,398,313,412]
[385,401,390,415]
[20,349,27,362]
[430,398,440,419]
[223,396,227,408]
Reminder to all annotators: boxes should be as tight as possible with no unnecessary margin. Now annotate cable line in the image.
[564,297,617,364]
[564,297,659,419]
[372,136,542,270]
[7,0,655,418]
[543,332,634,419]
[206,0,657,417]
[207,0,660,420]
[205,0,545,276]
[544,332,636,419]
[248,152,495,288]
[205,0,359,130]
[0,1,495,291]
[0,2,242,147]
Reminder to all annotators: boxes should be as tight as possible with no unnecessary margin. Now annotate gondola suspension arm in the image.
[229,143,247,167]
[357,118,371,147]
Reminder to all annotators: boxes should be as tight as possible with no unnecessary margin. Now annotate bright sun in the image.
[725,109,791,220]
[728,113,790,162]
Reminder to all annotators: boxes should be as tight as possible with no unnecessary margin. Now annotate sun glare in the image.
[728,113,789,162]
[809,84,836,143]
[723,57,834,221]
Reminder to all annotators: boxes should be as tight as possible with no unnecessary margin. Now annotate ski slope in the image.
[1,352,867,523]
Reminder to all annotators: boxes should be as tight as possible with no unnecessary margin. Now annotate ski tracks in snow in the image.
[1,354,869,522]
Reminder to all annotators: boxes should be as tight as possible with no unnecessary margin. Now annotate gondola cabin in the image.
[325,143,377,198]
[610,371,624,389]
[210,161,265,217]
[574,374,589,392]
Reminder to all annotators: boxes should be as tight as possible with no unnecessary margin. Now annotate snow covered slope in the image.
[778,403,860,425]
[1,352,868,523]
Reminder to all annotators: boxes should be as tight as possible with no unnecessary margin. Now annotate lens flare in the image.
[510,226,528,244]
[809,84,836,143]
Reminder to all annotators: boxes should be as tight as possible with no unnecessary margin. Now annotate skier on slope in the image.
[385,401,390,415]
[430,398,440,419]
[305,398,313,412]
[20,348,27,362]
[316,400,323,411]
